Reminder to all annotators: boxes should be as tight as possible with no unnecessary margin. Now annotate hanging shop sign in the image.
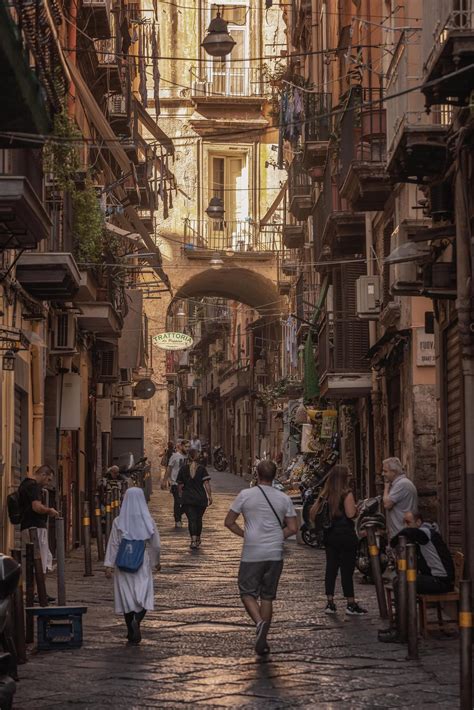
[152,332,193,351]
[0,326,29,351]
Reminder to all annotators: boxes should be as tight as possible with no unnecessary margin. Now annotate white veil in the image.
[115,487,155,540]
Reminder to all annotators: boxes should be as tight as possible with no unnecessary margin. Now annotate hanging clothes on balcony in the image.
[138,26,148,108]
[151,23,161,116]
[280,85,304,148]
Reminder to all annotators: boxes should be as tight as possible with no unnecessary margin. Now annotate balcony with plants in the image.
[302,92,332,179]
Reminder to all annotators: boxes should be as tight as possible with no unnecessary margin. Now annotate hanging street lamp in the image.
[201,12,236,58]
[209,253,224,270]
[206,196,225,220]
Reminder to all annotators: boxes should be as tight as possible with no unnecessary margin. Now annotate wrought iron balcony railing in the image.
[191,67,266,98]
[304,92,332,142]
[183,219,282,252]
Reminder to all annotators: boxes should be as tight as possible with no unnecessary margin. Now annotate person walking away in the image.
[177,449,212,549]
[163,439,189,527]
[382,457,418,542]
[104,487,161,644]
[190,434,202,454]
[310,465,367,616]
[161,441,174,471]
[224,460,297,656]
[19,465,59,579]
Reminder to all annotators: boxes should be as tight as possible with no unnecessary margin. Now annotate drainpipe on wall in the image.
[455,135,474,585]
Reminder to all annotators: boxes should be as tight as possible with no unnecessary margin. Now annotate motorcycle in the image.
[355,496,388,582]
[213,446,228,472]
[118,453,152,500]
[0,554,21,710]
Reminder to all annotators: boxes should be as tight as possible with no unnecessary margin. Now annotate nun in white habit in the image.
[104,486,161,644]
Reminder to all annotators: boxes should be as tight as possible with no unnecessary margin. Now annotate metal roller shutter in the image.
[443,321,464,550]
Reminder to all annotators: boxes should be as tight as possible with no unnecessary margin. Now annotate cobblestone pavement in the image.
[15,470,459,709]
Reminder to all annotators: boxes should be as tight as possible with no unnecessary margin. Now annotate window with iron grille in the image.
[56,313,70,349]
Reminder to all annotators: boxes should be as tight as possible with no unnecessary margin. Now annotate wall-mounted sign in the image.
[416,327,435,367]
[152,332,193,351]
[0,326,29,351]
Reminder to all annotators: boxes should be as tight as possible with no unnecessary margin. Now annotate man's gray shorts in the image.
[238,560,284,601]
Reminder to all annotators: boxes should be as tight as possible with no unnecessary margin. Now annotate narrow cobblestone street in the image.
[15,471,459,709]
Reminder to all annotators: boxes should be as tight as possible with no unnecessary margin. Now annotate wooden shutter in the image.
[332,262,369,371]
[443,320,465,550]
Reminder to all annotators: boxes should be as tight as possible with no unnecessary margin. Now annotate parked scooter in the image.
[118,453,152,500]
[213,446,228,472]
[0,554,20,710]
[355,496,388,582]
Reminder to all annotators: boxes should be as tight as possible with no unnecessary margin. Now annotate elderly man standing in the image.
[382,457,418,542]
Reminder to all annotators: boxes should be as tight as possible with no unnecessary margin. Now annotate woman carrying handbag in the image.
[104,487,161,644]
[177,448,212,549]
[310,465,367,616]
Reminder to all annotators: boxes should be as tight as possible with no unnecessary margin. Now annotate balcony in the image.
[318,315,371,398]
[338,90,391,211]
[302,93,332,177]
[80,0,111,39]
[283,224,305,249]
[422,4,474,110]
[93,39,122,94]
[313,164,365,260]
[288,157,312,220]
[15,253,81,301]
[191,67,264,101]
[0,176,51,249]
[183,219,280,253]
[386,111,449,184]
[277,249,296,295]
[219,366,251,398]
[78,302,123,336]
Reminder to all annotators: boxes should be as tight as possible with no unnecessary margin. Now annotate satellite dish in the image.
[133,379,156,400]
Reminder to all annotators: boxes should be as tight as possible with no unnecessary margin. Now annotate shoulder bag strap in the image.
[257,486,284,529]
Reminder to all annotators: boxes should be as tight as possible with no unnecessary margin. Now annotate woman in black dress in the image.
[177,448,212,549]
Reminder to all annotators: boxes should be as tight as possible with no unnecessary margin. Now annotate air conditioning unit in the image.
[51,312,76,352]
[97,349,118,382]
[356,276,381,320]
[391,260,424,296]
[107,93,126,115]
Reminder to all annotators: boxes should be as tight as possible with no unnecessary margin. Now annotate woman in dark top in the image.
[177,448,212,549]
[310,465,367,616]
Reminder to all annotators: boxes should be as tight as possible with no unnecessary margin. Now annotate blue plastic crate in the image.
[26,606,87,651]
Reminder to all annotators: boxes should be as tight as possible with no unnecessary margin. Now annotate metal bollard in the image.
[55,517,66,606]
[459,579,472,710]
[94,493,105,561]
[83,501,93,577]
[105,490,112,543]
[406,543,418,660]
[25,542,35,643]
[397,535,408,643]
[10,549,26,663]
[28,527,48,607]
[366,525,388,619]
[113,487,120,518]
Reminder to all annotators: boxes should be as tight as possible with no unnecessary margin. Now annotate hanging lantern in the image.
[206,196,225,220]
[201,12,236,58]
[2,350,15,371]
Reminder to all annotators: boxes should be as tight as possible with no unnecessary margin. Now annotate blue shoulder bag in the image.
[116,538,145,573]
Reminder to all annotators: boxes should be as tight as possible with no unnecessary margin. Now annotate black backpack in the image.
[7,490,22,525]
[312,496,332,541]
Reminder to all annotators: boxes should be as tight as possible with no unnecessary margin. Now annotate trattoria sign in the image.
[153,332,193,350]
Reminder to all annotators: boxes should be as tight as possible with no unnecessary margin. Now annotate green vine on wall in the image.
[43,109,81,191]
[72,181,104,265]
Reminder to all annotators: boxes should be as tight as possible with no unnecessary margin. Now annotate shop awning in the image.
[260,181,287,227]
[136,100,175,157]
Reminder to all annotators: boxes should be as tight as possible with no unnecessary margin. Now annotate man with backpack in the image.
[17,465,59,574]
[224,460,297,656]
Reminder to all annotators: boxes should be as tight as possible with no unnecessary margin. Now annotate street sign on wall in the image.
[415,327,435,367]
[152,332,193,350]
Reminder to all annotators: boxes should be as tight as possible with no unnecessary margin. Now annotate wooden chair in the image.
[417,551,464,638]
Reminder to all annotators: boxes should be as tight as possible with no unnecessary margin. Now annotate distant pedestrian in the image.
[382,457,418,541]
[224,460,297,656]
[310,465,367,616]
[104,487,161,645]
[19,464,59,575]
[190,434,202,453]
[161,441,174,469]
[177,448,212,549]
[163,439,190,527]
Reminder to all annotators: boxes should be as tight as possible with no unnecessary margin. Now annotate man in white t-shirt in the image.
[190,434,202,453]
[165,439,190,527]
[224,460,297,656]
